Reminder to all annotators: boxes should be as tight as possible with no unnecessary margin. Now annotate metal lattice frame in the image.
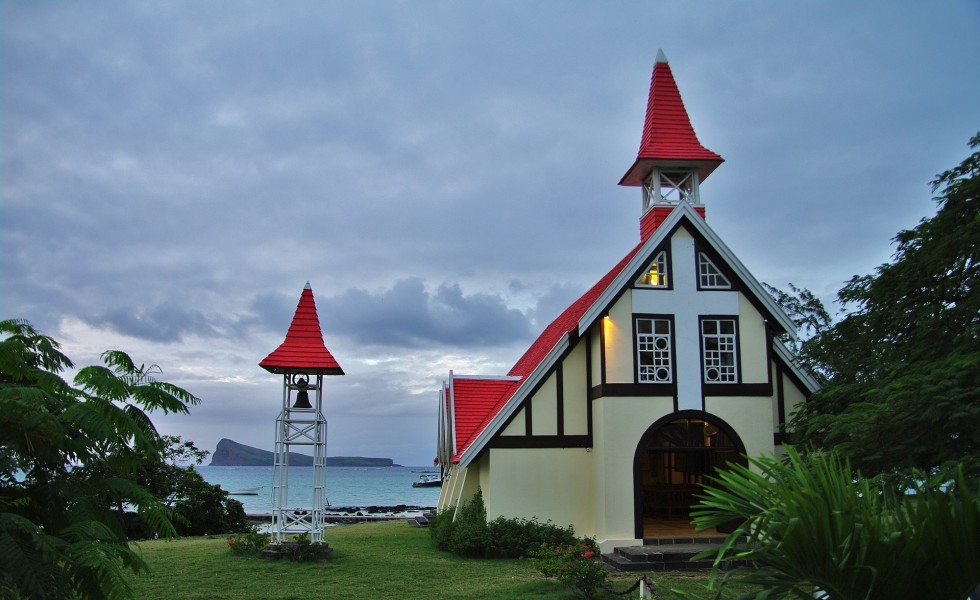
[271,372,327,543]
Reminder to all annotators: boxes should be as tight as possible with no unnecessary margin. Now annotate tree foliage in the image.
[790,134,980,480]
[691,449,980,600]
[120,436,248,539]
[0,319,200,600]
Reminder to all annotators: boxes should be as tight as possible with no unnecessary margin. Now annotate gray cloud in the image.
[2,1,978,465]
[320,278,532,348]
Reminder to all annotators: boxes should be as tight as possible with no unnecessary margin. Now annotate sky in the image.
[2,1,978,466]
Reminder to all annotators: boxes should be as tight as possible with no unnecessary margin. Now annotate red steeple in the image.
[260,282,344,375]
[619,49,723,187]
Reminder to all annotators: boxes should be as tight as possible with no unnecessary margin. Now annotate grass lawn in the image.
[126,521,754,600]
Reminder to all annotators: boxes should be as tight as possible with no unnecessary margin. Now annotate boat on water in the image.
[228,486,262,496]
[412,474,442,488]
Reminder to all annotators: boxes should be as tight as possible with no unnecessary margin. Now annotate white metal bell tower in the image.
[259,282,344,545]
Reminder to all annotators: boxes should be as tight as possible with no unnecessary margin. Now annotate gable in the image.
[452,202,804,469]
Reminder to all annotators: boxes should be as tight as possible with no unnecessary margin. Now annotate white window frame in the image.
[636,250,669,288]
[701,318,738,383]
[636,317,673,383]
[698,252,732,289]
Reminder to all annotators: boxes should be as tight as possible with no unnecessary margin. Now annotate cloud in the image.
[320,278,533,348]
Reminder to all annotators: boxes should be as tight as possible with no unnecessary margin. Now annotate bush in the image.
[428,507,455,552]
[484,516,577,558]
[532,540,606,600]
[447,489,488,557]
[430,488,585,560]
[227,528,270,557]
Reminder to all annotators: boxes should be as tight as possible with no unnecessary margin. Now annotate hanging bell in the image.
[292,374,312,409]
[293,388,312,409]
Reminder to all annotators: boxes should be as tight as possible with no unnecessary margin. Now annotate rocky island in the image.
[209,438,398,467]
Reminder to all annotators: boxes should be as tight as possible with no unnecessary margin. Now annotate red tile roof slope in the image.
[449,244,642,462]
[260,283,344,375]
[620,52,723,186]
[451,377,520,461]
[509,244,642,377]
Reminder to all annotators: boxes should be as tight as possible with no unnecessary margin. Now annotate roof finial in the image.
[655,48,668,64]
[304,281,312,290]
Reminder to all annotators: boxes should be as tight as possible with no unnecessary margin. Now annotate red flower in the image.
[584,550,594,558]
[228,539,235,545]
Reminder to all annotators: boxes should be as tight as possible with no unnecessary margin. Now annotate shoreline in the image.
[247,504,436,524]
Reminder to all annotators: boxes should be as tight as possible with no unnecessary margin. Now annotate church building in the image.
[434,50,818,551]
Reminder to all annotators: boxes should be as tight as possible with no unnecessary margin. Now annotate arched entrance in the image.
[633,410,746,538]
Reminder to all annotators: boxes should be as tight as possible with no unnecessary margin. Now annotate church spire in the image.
[620,50,724,240]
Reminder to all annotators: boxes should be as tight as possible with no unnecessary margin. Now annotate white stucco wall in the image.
[562,341,589,435]
[704,396,775,463]
[738,293,769,383]
[486,447,595,535]
[592,395,674,549]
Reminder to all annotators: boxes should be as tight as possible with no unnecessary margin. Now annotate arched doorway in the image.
[633,411,746,538]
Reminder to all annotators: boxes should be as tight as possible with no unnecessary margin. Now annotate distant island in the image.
[209,439,399,467]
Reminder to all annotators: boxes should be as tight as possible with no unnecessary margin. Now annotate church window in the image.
[698,252,731,289]
[636,317,673,383]
[637,251,669,287]
[701,318,738,383]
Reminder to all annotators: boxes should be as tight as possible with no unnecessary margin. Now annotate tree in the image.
[0,319,200,600]
[691,449,980,600]
[125,436,248,538]
[790,134,980,481]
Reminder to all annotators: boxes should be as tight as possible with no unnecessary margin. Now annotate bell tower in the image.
[259,282,344,545]
[619,49,724,241]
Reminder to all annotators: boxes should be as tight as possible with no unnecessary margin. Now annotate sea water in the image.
[196,465,441,515]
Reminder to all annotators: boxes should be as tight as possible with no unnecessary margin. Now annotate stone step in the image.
[602,537,751,572]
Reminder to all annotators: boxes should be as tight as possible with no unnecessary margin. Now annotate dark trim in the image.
[632,410,748,539]
[631,313,677,386]
[772,351,815,401]
[774,432,786,446]
[599,316,608,385]
[525,388,533,432]
[630,243,673,291]
[556,363,564,437]
[702,382,773,396]
[591,383,676,398]
[585,329,594,440]
[776,361,786,427]
[693,245,734,292]
[698,315,742,403]
[491,435,592,449]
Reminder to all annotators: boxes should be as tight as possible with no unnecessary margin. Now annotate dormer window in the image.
[698,252,731,289]
[642,167,701,212]
[637,251,669,287]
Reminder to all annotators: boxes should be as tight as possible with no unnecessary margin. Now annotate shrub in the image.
[484,516,578,558]
[227,528,270,557]
[447,489,488,557]
[428,507,455,552]
[532,539,606,599]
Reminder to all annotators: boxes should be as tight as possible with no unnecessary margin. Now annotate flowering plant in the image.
[532,539,606,599]
[227,528,270,556]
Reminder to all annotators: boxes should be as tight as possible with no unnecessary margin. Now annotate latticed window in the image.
[701,319,737,383]
[637,251,669,287]
[636,318,672,383]
[698,252,731,289]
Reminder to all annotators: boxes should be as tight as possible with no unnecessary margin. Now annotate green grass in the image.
[126,521,755,599]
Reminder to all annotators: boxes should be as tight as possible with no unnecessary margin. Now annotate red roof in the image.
[620,50,723,186]
[509,244,641,377]
[447,242,644,462]
[451,377,520,462]
[259,283,344,375]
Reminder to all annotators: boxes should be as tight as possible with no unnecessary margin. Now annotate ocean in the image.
[196,465,441,515]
